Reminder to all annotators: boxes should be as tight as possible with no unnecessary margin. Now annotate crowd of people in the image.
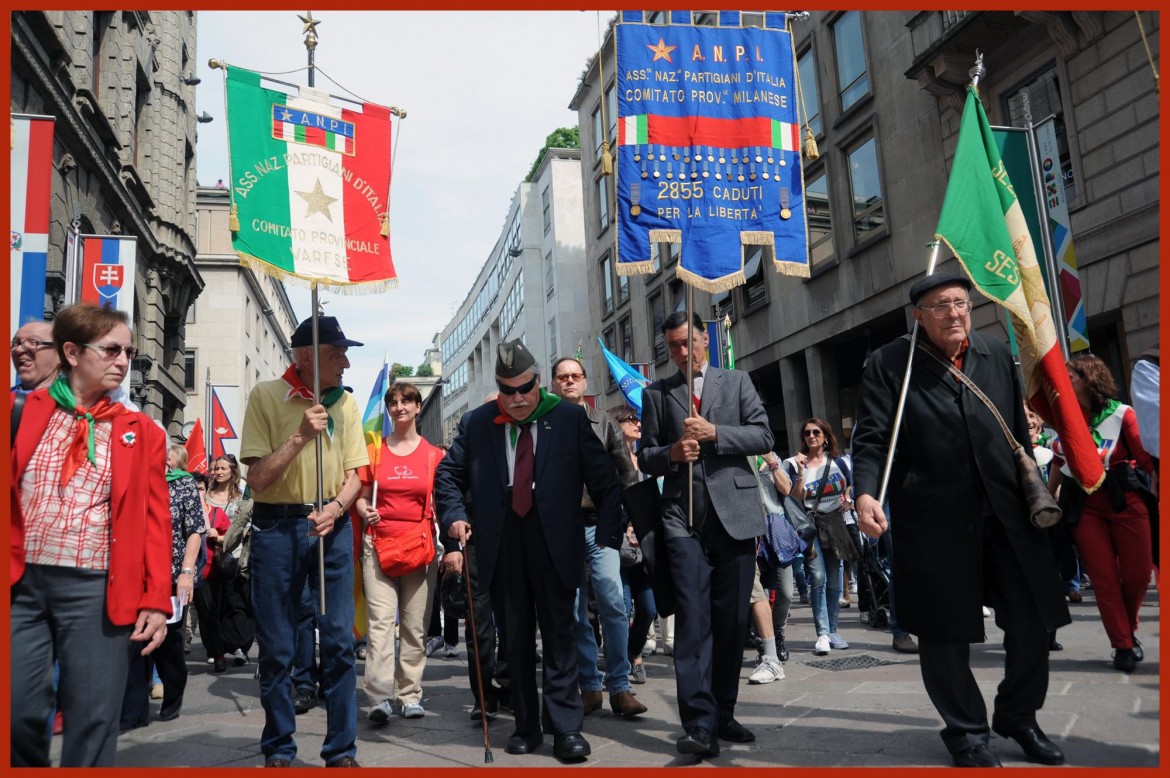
[9,287,1158,768]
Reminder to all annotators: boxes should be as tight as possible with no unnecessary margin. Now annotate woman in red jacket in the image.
[10,302,171,766]
[1053,354,1157,673]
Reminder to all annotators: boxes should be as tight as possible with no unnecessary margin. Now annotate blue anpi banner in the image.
[615,19,809,291]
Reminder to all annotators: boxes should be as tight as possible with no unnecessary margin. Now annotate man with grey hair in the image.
[11,320,59,394]
[435,339,622,763]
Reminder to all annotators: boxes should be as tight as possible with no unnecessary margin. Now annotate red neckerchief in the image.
[281,364,315,401]
[57,396,127,487]
[950,338,970,374]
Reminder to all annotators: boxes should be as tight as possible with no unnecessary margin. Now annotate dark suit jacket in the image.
[434,399,622,592]
[851,331,1070,642]
[10,389,173,626]
[638,367,773,540]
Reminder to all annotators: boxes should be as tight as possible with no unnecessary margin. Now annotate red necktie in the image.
[511,424,534,516]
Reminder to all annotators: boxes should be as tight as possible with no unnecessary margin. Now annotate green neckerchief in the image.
[48,376,109,469]
[166,468,192,483]
[502,389,561,447]
[1088,398,1122,447]
[321,386,345,438]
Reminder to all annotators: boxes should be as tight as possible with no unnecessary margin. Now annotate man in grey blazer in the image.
[638,311,774,758]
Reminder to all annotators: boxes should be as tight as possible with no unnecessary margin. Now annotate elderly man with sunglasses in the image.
[852,272,1069,768]
[435,340,622,763]
[11,321,61,395]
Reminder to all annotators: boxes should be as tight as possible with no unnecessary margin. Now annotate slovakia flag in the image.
[79,235,137,320]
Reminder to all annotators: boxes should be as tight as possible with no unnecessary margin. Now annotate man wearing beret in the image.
[240,315,369,767]
[852,271,1070,768]
[434,340,622,762]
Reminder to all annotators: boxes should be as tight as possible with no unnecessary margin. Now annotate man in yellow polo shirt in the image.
[240,315,368,768]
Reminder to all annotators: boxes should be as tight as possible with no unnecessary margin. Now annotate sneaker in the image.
[424,636,445,657]
[151,683,164,700]
[748,656,785,684]
[849,579,858,593]
[799,592,809,605]
[814,635,831,655]
[401,702,426,719]
[839,597,851,609]
[982,606,992,618]
[663,643,674,657]
[443,643,459,658]
[367,699,392,723]
[860,612,871,625]
[641,644,655,657]
[827,633,849,650]
[470,697,499,721]
[355,643,368,661]
[630,663,647,685]
[232,648,249,666]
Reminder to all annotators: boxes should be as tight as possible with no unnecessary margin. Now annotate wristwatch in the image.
[331,498,345,513]
[180,567,194,576]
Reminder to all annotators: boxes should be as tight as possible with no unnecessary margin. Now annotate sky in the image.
[194,10,614,400]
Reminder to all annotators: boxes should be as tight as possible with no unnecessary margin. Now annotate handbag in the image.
[369,445,440,577]
[619,531,644,568]
[916,341,1061,528]
[215,546,242,579]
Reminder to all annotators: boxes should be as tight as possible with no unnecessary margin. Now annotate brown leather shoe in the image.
[325,756,361,767]
[610,690,647,718]
[581,690,603,715]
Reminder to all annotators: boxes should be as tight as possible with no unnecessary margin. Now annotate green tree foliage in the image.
[416,362,434,377]
[525,127,580,183]
[391,362,413,377]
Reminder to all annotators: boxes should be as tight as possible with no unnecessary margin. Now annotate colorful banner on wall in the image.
[615,14,808,291]
[11,114,55,334]
[224,66,396,290]
[75,235,138,321]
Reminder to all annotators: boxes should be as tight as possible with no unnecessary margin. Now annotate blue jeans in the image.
[251,514,356,764]
[805,536,842,637]
[291,580,320,693]
[574,525,631,694]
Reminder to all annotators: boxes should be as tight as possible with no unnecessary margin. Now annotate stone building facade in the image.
[572,11,1159,457]
[438,148,591,443]
[11,11,203,432]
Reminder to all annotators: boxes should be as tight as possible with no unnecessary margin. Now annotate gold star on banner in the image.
[296,179,338,222]
[298,12,321,36]
[280,108,293,122]
[647,37,677,63]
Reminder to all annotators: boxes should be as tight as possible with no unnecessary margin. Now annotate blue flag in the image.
[615,17,809,292]
[598,338,651,417]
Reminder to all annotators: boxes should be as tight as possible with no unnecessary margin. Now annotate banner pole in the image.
[205,367,212,463]
[1023,119,1070,361]
[686,283,694,531]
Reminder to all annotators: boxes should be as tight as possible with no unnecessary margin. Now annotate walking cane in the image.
[459,541,493,763]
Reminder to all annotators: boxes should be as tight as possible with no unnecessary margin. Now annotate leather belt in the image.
[253,502,328,518]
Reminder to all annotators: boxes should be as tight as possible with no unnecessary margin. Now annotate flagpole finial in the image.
[969,50,986,89]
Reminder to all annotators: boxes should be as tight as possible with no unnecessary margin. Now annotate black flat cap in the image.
[909,271,972,305]
[496,339,536,378]
[290,316,364,348]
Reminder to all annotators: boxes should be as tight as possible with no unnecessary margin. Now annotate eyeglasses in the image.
[10,338,53,352]
[803,429,823,438]
[619,418,640,425]
[81,343,139,361]
[555,372,585,383]
[917,299,971,318]
[496,376,538,396]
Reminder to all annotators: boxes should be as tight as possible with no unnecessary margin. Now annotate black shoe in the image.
[1113,648,1137,673]
[470,697,499,722]
[293,687,317,715]
[552,731,591,762]
[717,717,756,743]
[213,656,227,673]
[355,643,368,661]
[952,743,1001,767]
[676,727,720,757]
[158,705,182,722]
[504,732,543,755]
[992,724,1064,765]
[777,638,790,664]
[119,718,149,735]
[1048,635,1063,652]
[1131,635,1144,662]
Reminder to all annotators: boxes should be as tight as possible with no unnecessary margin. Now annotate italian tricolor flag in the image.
[225,66,396,287]
[618,113,799,151]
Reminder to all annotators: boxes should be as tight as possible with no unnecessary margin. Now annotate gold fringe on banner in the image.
[228,203,240,233]
[741,231,775,247]
[649,228,681,243]
[772,259,811,279]
[237,252,399,295]
[676,265,746,294]
[616,260,655,276]
[803,128,819,161]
